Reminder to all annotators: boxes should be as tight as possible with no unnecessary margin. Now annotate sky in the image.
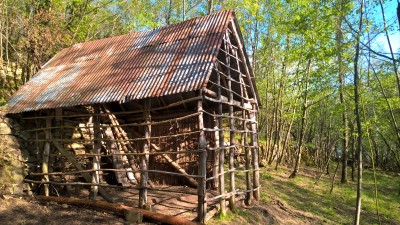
[371,0,399,54]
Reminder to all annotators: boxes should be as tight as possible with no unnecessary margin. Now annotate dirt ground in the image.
[0,192,324,225]
[0,167,330,225]
[0,196,124,225]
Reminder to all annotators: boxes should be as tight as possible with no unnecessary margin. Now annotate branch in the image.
[343,16,400,63]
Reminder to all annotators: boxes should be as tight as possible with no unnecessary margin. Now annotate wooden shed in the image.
[7,10,260,223]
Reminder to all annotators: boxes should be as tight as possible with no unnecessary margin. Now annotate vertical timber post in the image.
[250,104,260,201]
[42,115,52,196]
[197,92,207,223]
[225,31,236,210]
[242,92,252,205]
[217,63,227,216]
[90,106,101,199]
[213,112,219,189]
[139,99,150,208]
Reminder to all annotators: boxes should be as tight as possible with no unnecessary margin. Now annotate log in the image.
[36,196,201,225]
[104,129,129,185]
[51,140,115,203]
[132,130,199,188]
[105,108,155,188]
[102,106,143,185]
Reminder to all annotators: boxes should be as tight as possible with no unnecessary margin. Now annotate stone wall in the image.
[0,108,29,195]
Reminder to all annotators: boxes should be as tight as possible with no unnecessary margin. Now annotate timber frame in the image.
[9,17,260,223]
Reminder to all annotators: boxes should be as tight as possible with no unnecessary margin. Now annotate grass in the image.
[211,163,400,224]
[262,164,400,224]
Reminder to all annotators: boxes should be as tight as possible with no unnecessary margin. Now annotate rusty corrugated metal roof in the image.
[7,10,234,114]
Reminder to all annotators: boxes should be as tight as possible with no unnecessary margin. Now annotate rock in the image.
[61,204,69,209]
[0,135,20,148]
[1,194,12,200]
[0,123,12,135]
[12,184,24,195]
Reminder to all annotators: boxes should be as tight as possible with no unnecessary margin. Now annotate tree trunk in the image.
[336,0,349,184]
[289,59,311,178]
[354,1,364,224]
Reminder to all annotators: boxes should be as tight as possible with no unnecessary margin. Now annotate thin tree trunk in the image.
[289,59,311,178]
[354,1,364,224]
[336,0,349,184]
[379,0,400,97]
[207,0,213,15]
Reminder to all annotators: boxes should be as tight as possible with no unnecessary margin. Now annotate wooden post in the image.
[197,95,207,223]
[51,140,114,203]
[42,116,52,196]
[139,100,150,208]
[224,31,236,209]
[217,63,226,216]
[90,107,101,199]
[212,112,219,189]
[250,105,260,201]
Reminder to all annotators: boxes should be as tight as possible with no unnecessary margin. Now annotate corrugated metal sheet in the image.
[7,10,233,114]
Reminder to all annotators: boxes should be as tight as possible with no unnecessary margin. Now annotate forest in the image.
[0,0,399,224]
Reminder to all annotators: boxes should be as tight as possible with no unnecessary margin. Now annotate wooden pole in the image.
[90,107,101,199]
[139,100,150,208]
[51,140,114,203]
[197,95,207,223]
[216,62,226,216]
[36,196,201,225]
[232,37,253,205]
[103,106,143,185]
[224,31,236,210]
[212,112,219,189]
[42,116,52,196]
[250,105,260,201]
[131,130,199,187]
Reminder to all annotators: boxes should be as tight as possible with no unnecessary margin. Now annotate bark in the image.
[51,140,114,203]
[379,0,400,98]
[354,1,364,224]
[207,0,213,15]
[336,0,349,184]
[289,59,311,178]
